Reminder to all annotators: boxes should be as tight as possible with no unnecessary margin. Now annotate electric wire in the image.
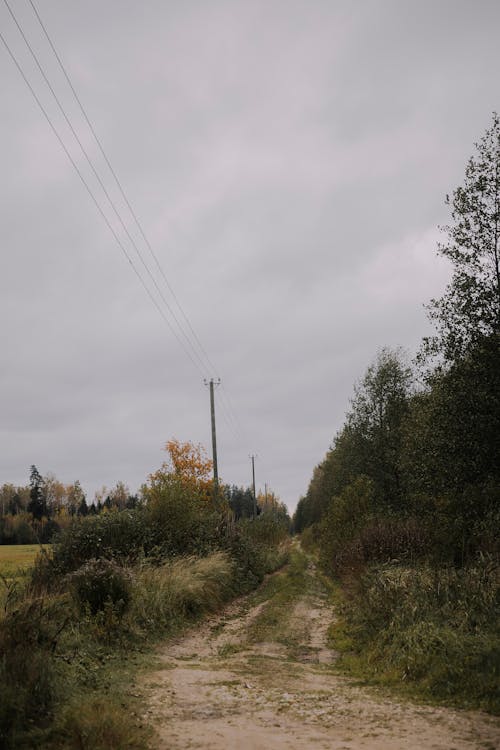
[25,0,244,435]
[27,0,222,383]
[2,1,244,442]
[215,395,240,439]
[0,26,206,378]
[3,0,211,380]
[220,384,245,435]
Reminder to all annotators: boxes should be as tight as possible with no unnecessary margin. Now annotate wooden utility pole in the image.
[250,454,257,518]
[204,378,221,491]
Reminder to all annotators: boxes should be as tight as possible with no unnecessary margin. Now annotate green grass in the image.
[0,544,47,577]
[245,545,326,652]
[327,561,500,714]
[0,549,276,749]
[0,520,291,750]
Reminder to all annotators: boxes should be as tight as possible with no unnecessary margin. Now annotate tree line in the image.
[292,113,499,712]
[294,112,499,570]
[0,467,139,545]
[1,441,289,545]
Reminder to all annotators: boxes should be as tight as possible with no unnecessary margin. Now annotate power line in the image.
[28,0,219,379]
[3,0,211,379]
[220,383,245,436]
[2,1,245,442]
[0,26,206,378]
[25,2,248,435]
[25,0,249,438]
[215,393,240,440]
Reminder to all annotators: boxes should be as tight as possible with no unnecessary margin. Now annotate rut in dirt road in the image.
[143,549,500,750]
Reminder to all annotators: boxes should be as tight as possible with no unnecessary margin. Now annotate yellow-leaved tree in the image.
[149,439,214,502]
[142,439,223,557]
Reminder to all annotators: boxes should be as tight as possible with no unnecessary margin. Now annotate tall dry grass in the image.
[337,556,500,712]
[130,551,234,630]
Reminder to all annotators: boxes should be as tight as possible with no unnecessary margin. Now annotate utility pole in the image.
[204,378,221,492]
[250,454,257,518]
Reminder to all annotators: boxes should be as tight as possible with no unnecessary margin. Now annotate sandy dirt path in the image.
[143,556,500,749]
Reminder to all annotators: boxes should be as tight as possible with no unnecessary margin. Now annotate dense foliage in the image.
[296,114,500,710]
[0,472,139,545]
[0,439,290,748]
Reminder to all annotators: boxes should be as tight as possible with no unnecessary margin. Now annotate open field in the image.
[0,544,47,577]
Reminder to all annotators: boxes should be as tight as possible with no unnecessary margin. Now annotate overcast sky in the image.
[1,0,499,511]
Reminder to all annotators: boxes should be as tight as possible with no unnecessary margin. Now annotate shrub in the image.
[299,523,321,553]
[223,526,267,593]
[60,697,146,750]
[337,556,500,712]
[31,510,147,590]
[350,556,499,635]
[130,551,233,631]
[318,476,374,575]
[0,594,69,747]
[69,559,131,616]
[143,478,222,559]
[357,517,429,564]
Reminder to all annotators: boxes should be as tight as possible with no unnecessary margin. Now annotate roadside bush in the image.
[383,621,499,709]
[299,523,321,554]
[69,559,131,617]
[327,516,430,578]
[338,556,500,712]
[350,556,499,634]
[143,478,222,559]
[357,517,428,564]
[318,476,374,575]
[224,527,267,593]
[130,551,233,631]
[224,518,289,594]
[0,594,69,748]
[243,511,289,547]
[31,510,147,589]
[60,697,146,750]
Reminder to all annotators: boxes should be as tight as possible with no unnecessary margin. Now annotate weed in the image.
[57,697,147,750]
[130,551,233,632]
[68,559,131,616]
[333,556,500,713]
[217,642,244,657]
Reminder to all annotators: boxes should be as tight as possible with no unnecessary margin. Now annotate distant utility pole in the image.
[204,378,221,491]
[250,454,257,518]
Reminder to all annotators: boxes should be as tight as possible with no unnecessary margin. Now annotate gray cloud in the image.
[1,0,499,508]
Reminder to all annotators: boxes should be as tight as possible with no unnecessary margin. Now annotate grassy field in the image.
[0,544,46,577]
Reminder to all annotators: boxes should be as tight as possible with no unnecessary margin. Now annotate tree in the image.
[27,465,47,520]
[225,485,255,519]
[342,348,413,511]
[43,473,67,517]
[107,481,132,510]
[149,439,214,502]
[294,349,412,535]
[143,439,221,557]
[67,480,85,516]
[423,113,500,365]
[401,335,500,562]
[77,497,89,516]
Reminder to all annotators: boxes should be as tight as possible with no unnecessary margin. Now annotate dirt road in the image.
[143,551,500,749]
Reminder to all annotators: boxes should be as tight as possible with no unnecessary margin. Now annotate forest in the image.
[293,114,499,711]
